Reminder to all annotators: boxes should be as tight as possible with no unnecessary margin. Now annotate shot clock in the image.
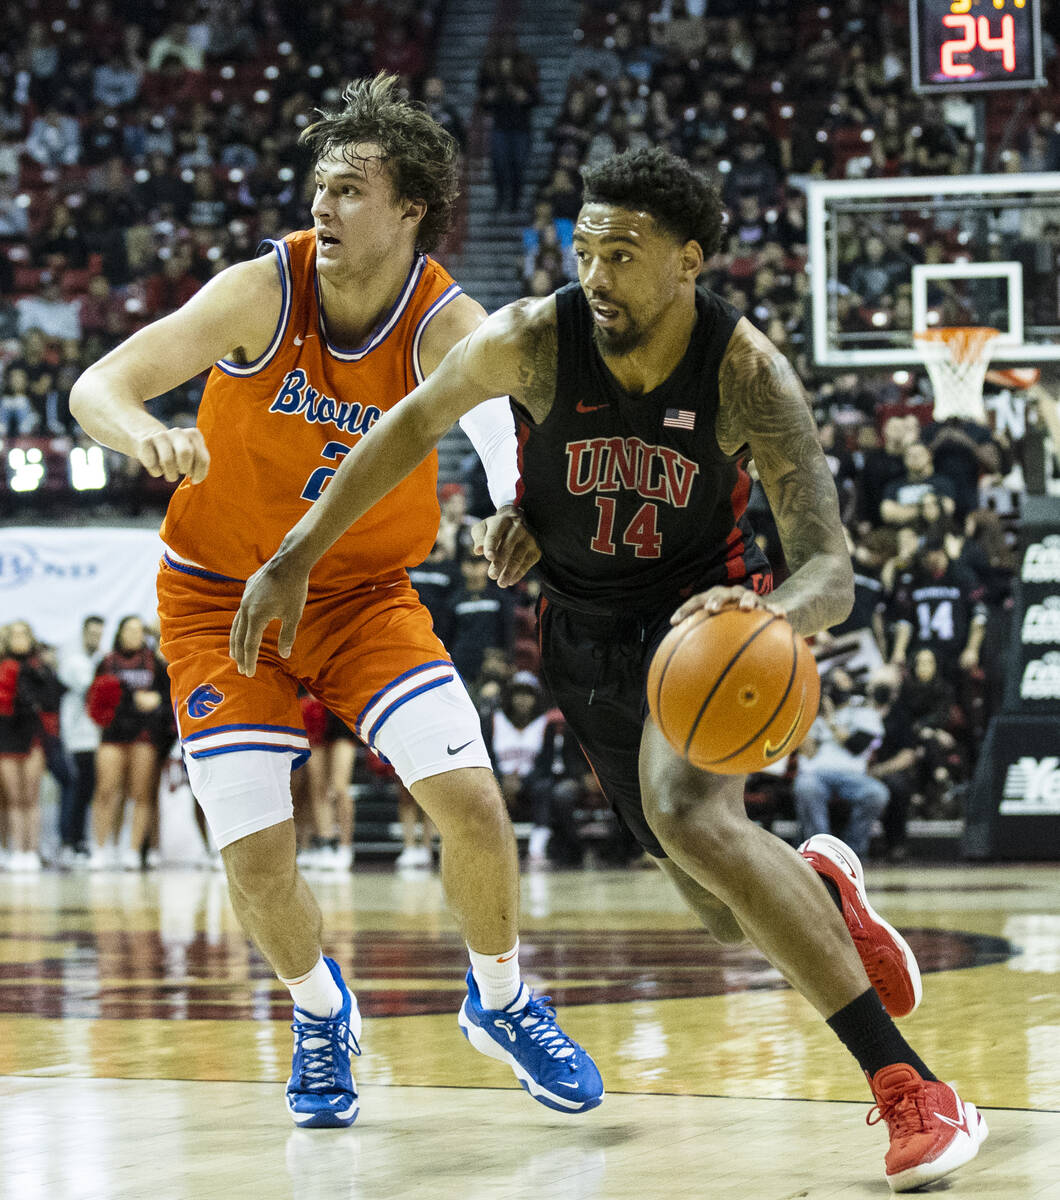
[910,0,1044,93]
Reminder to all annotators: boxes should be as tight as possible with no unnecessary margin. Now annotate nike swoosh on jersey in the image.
[447,739,474,755]
[575,399,609,413]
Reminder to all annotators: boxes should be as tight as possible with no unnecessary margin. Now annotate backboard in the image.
[804,172,1060,369]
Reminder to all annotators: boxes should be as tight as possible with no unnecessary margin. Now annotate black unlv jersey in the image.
[511,283,770,613]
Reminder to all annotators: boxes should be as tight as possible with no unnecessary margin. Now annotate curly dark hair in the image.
[300,73,459,253]
[580,147,725,259]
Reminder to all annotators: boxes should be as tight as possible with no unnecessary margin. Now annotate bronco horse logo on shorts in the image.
[187,684,225,719]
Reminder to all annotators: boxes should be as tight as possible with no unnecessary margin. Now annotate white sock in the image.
[528,826,550,858]
[280,953,343,1018]
[469,941,522,1010]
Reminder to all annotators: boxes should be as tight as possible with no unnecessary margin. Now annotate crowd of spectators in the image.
[0,530,635,873]
[0,613,178,872]
[0,0,446,460]
[0,414,1022,872]
[735,401,1018,860]
[3,0,1058,862]
[524,0,1060,366]
[515,0,1060,854]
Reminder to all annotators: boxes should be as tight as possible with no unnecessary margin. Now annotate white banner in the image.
[0,526,165,648]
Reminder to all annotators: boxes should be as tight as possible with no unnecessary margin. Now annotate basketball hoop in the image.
[913,326,1000,424]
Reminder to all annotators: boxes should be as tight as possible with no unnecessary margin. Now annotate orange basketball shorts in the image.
[157,552,488,779]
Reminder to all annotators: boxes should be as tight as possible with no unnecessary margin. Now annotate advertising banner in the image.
[965,715,1060,858]
[1005,506,1060,713]
[0,526,165,648]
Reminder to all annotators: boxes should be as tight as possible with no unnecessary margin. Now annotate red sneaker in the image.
[868,1063,988,1192]
[798,833,922,1018]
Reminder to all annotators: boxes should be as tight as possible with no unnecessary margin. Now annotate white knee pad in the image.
[370,675,493,788]
[183,749,294,850]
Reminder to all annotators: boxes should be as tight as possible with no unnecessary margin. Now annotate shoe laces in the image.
[867,1086,931,1140]
[515,993,578,1063]
[291,1011,361,1091]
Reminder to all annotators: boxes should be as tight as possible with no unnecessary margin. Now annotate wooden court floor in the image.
[1,860,1059,1199]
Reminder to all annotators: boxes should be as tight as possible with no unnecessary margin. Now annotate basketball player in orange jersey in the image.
[232,148,987,1191]
[69,74,602,1129]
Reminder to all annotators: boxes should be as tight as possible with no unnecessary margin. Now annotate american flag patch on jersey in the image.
[663,408,696,430]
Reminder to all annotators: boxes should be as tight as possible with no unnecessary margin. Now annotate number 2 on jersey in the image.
[301,441,351,502]
[590,497,662,558]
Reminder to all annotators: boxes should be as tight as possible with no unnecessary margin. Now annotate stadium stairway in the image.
[437,0,578,314]
[434,0,578,480]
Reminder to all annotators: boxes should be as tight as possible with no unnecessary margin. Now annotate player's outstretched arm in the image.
[421,293,541,588]
[68,255,281,483]
[714,318,853,637]
[230,300,545,675]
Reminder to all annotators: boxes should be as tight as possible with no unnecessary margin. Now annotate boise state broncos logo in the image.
[187,684,224,719]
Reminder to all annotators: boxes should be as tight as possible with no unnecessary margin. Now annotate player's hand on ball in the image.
[230,558,309,676]
[471,504,540,588]
[671,585,785,625]
[134,427,210,484]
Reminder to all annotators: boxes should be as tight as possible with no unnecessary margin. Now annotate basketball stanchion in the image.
[913,326,1001,424]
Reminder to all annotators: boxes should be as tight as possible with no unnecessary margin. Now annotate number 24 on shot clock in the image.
[910,0,1045,94]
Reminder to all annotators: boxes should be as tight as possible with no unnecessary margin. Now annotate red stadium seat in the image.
[61,268,94,297]
[13,265,45,293]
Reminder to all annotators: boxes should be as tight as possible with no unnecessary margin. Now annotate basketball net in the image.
[913,326,1000,424]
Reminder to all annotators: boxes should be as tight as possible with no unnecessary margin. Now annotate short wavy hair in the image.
[580,147,725,259]
[300,73,459,253]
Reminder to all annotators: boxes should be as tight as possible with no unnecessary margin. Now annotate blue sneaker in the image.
[458,968,603,1113]
[285,956,362,1128]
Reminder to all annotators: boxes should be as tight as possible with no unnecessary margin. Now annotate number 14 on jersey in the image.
[590,498,663,558]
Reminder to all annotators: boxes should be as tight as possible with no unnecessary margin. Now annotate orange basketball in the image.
[647,606,820,774]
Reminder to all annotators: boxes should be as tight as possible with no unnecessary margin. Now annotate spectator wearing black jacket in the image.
[867,678,921,861]
[880,443,957,528]
[420,76,466,151]
[408,538,458,646]
[522,711,627,867]
[890,648,967,819]
[448,554,515,694]
[479,36,540,212]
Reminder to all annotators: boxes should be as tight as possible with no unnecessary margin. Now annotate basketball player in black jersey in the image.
[231,148,986,1192]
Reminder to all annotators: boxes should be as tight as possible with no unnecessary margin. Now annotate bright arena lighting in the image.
[8,446,44,492]
[69,446,107,491]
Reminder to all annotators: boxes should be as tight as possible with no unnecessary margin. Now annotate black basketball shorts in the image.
[536,599,676,857]
[537,573,773,858]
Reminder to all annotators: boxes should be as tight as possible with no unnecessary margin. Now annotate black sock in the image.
[819,876,843,913]
[827,987,937,1082]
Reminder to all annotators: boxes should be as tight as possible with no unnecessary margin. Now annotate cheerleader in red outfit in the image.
[0,620,51,871]
[87,615,170,870]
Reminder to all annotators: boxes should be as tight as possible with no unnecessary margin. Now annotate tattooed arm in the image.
[715,319,854,636]
[229,296,558,673]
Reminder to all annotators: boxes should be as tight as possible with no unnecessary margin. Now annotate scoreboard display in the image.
[910,0,1044,93]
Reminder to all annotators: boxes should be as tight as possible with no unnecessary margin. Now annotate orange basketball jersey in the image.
[160,229,462,592]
